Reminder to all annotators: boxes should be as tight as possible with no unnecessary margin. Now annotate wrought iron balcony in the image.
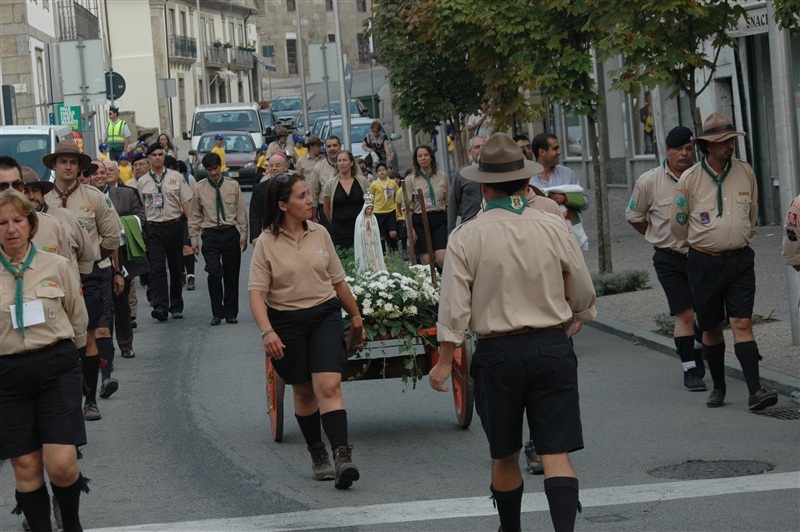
[169,35,197,63]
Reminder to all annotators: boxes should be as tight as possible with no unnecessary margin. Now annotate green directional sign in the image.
[56,104,82,134]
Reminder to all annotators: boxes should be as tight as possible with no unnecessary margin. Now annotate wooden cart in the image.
[265,327,474,442]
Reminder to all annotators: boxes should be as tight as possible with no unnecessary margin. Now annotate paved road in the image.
[1,192,798,531]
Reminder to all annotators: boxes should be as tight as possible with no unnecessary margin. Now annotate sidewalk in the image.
[579,186,799,398]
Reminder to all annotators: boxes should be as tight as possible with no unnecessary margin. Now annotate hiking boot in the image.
[333,445,360,489]
[99,378,119,399]
[748,387,778,411]
[187,275,196,291]
[308,442,335,481]
[683,368,706,392]
[706,389,725,408]
[524,440,544,475]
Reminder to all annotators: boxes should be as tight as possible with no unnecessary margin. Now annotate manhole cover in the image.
[753,407,800,420]
[649,460,773,480]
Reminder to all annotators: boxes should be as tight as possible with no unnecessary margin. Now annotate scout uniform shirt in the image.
[248,222,346,311]
[369,176,398,214]
[137,167,193,223]
[0,245,88,354]
[189,176,248,246]
[671,158,758,253]
[44,205,98,275]
[32,212,72,266]
[783,194,800,268]
[296,153,323,182]
[45,183,121,261]
[310,157,338,208]
[626,161,689,253]
[437,204,597,345]
[404,171,449,214]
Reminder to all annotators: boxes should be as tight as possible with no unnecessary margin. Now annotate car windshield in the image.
[193,110,260,134]
[272,98,302,112]
[198,134,255,153]
[330,124,374,144]
[260,111,275,126]
[0,134,50,179]
[324,100,359,115]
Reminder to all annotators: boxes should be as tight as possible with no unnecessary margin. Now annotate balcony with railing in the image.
[229,47,253,71]
[169,35,197,64]
[204,45,228,68]
[58,0,99,41]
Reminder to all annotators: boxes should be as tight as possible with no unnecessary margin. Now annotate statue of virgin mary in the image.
[354,192,387,272]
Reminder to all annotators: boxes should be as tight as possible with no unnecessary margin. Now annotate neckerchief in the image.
[484,195,529,214]
[700,157,731,217]
[53,182,80,208]
[102,184,110,195]
[149,168,167,194]
[419,170,436,207]
[0,243,37,338]
[208,176,227,226]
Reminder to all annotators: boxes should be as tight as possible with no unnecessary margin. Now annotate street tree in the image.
[772,0,800,29]
[412,0,618,273]
[370,0,485,164]
[601,0,746,135]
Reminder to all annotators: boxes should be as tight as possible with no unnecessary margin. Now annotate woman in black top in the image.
[323,151,368,249]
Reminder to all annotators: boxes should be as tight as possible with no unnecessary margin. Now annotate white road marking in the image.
[92,471,800,531]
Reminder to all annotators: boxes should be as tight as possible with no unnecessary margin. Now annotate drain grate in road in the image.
[649,460,773,480]
[753,407,800,420]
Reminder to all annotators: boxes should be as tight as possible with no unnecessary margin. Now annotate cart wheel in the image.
[266,356,285,442]
[451,339,474,428]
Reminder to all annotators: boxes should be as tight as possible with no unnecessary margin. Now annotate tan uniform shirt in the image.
[45,183,121,260]
[189,176,248,245]
[44,205,97,275]
[404,171,449,214]
[1,244,88,354]
[248,222,345,311]
[671,158,758,252]
[266,141,290,159]
[437,207,597,345]
[783,195,800,267]
[296,153,324,182]
[526,188,564,218]
[32,212,72,263]
[309,158,338,208]
[137,168,193,223]
[626,161,689,253]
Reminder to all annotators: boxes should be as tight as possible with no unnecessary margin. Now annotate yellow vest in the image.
[107,119,126,146]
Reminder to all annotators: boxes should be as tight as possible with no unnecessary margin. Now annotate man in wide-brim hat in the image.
[671,112,778,412]
[429,132,597,532]
[42,140,93,172]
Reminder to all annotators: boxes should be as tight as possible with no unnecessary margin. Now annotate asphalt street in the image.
[1,190,798,531]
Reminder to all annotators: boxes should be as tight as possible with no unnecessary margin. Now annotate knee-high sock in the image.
[51,475,84,532]
[734,341,762,395]
[15,485,52,532]
[703,342,726,392]
[491,482,523,532]
[320,409,348,450]
[674,335,696,368]
[97,337,115,381]
[295,410,323,446]
[544,477,579,532]
[81,356,100,403]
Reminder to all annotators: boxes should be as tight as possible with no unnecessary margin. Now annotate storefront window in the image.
[630,89,655,155]
[564,113,583,158]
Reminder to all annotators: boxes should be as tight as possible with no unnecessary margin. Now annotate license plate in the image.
[228,171,239,177]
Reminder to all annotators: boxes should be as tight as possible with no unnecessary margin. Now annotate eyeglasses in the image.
[0,180,25,192]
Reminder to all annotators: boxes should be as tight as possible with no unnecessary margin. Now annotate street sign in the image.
[60,40,106,107]
[345,62,353,95]
[56,104,82,134]
[264,64,277,72]
[156,78,177,98]
[308,43,339,83]
[105,71,126,100]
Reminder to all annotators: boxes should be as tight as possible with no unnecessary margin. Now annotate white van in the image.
[186,102,270,152]
[0,125,74,181]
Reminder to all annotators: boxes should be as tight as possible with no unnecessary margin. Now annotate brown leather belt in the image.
[654,246,687,257]
[147,218,182,226]
[479,325,563,340]
[691,245,748,257]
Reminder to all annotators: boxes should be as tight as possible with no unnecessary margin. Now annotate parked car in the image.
[311,114,342,138]
[260,109,280,145]
[295,109,333,135]
[270,96,305,129]
[187,131,259,189]
[319,117,401,169]
[322,99,370,118]
[186,102,266,152]
[0,125,74,181]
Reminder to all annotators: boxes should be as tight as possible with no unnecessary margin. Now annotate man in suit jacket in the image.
[104,160,148,359]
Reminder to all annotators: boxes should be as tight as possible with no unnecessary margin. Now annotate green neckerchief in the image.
[208,176,227,226]
[484,195,529,214]
[0,243,37,338]
[419,170,436,207]
[700,157,731,218]
[149,168,166,194]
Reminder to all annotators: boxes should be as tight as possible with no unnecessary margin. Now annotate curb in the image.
[587,316,800,399]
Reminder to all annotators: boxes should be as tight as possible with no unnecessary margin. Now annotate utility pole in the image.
[296,4,309,133]
[333,0,349,149]
[196,0,208,105]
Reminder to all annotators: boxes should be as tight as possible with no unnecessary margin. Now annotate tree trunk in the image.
[688,91,701,137]
[588,110,612,274]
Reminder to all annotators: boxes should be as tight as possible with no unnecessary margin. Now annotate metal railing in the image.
[58,0,99,41]
[206,45,228,65]
[231,48,252,66]
[169,35,197,60]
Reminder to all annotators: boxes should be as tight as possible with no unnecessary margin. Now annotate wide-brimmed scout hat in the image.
[462,133,544,183]
[696,113,746,143]
[20,166,54,194]
[42,140,92,170]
